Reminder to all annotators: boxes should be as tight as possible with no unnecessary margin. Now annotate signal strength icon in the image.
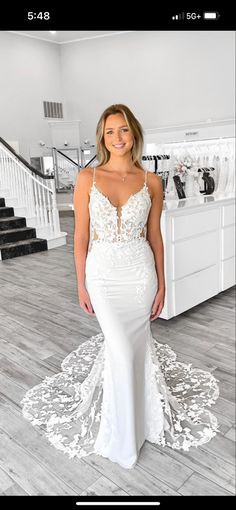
[172,12,185,20]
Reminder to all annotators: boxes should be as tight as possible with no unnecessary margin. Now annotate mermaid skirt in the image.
[21,239,219,469]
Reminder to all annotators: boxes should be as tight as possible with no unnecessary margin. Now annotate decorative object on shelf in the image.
[165,166,177,199]
[175,156,193,176]
[198,168,215,195]
[174,155,201,198]
[173,175,186,199]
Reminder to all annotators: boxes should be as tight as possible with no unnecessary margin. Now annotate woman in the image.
[21,104,219,470]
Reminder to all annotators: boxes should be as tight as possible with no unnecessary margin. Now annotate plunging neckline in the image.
[91,182,151,210]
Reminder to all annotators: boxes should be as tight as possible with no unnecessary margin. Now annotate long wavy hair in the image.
[96,104,144,168]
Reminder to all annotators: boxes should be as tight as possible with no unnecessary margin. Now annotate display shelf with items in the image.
[144,119,236,319]
[143,136,235,201]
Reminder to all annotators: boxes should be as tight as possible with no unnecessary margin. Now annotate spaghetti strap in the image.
[144,169,148,186]
[93,167,96,184]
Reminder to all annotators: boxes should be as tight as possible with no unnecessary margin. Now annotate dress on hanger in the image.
[21,168,219,469]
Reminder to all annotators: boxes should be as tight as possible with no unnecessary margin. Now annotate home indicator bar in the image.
[76,503,161,507]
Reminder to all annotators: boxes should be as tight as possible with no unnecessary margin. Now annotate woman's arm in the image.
[73,168,90,290]
[146,174,165,291]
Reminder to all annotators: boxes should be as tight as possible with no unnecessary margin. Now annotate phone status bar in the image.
[172,12,220,21]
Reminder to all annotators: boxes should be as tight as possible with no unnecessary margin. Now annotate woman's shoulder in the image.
[74,167,95,195]
[79,167,94,177]
[76,167,94,183]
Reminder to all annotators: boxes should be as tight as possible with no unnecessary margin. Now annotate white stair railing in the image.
[0,140,60,237]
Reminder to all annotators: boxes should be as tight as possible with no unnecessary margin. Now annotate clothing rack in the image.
[142,155,170,159]
[198,167,215,172]
[142,154,170,173]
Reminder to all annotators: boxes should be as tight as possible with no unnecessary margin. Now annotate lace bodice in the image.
[88,168,152,251]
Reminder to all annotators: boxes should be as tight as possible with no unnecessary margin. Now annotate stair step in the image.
[0,227,36,245]
[0,198,5,207]
[0,238,48,260]
[0,206,14,218]
[0,216,26,231]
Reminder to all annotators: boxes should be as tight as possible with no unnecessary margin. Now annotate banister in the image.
[52,147,79,166]
[0,136,54,179]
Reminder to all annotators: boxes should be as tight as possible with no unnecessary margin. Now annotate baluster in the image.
[0,149,2,188]
[11,159,15,198]
[12,159,17,197]
[41,184,48,225]
[24,171,31,217]
[7,154,11,190]
[22,169,27,212]
[47,188,53,231]
[19,162,24,205]
[23,171,29,215]
[50,178,60,234]
[3,153,8,190]
[34,178,40,226]
[29,173,35,217]
[1,150,7,188]
[17,161,23,204]
[38,178,44,226]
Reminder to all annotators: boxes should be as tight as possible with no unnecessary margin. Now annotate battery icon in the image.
[203,12,220,19]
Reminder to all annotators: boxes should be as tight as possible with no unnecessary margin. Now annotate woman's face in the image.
[104,113,134,157]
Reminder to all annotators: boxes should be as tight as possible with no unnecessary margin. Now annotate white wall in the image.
[0,32,62,160]
[0,31,234,159]
[60,31,235,144]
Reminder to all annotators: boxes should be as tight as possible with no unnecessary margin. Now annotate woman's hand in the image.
[150,287,165,321]
[78,286,95,316]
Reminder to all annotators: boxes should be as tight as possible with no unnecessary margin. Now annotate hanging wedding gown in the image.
[21,168,219,469]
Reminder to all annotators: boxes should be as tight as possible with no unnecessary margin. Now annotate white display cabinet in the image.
[143,120,235,319]
[221,203,235,291]
[159,194,235,319]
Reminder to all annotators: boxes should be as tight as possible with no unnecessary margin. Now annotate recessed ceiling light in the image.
[49,31,56,34]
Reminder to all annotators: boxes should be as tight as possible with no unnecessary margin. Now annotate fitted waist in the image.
[89,237,148,250]
[87,237,154,261]
[86,238,155,274]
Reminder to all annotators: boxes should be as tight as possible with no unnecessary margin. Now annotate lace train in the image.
[21,332,219,461]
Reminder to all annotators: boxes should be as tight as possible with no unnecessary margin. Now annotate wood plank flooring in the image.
[0,216,235,496]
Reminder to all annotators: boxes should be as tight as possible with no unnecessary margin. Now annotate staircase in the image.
[0,136,67,261]
[0,197,47,260]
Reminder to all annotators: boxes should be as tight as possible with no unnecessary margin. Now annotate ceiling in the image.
[7,31,131,44]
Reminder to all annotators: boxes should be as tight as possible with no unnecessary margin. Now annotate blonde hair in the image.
[96,104,144,168]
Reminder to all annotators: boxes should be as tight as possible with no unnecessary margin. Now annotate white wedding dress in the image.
[21,168,219,469]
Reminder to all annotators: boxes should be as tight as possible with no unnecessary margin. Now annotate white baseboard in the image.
[47,232,67,249]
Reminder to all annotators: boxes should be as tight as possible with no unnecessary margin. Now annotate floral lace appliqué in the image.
[21,332,219,460]
[88,181,151,251]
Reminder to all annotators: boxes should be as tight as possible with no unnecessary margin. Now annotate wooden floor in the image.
[0,216,235,496]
